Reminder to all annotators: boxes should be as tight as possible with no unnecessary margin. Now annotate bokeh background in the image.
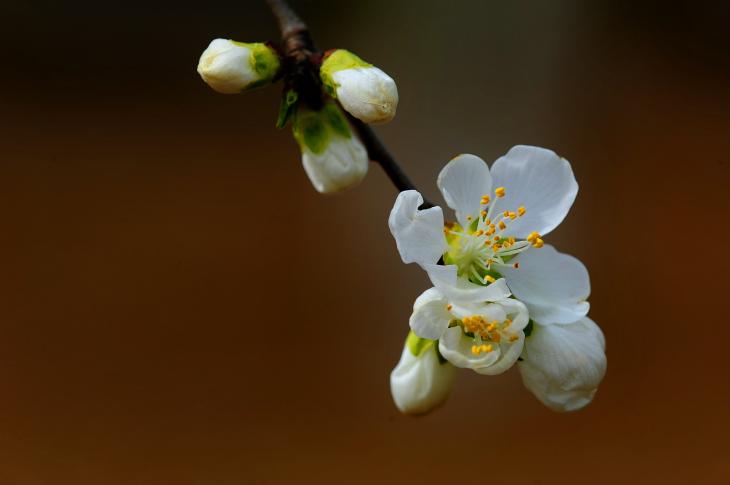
[1,0,729,483]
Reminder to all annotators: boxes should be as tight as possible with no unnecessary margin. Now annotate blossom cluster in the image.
[197,39,397,193]
[196,31,606,416]
[389,147,606,414]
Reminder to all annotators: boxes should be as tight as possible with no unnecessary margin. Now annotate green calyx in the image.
[292,102,352,154]
[319,49,373,97]
[230,40,281,88]
[406,331,448,365]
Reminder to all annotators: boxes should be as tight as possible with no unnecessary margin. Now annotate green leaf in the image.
[276,90,298,129]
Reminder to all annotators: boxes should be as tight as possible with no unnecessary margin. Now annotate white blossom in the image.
[292,102,368,193]
[320,49,398,124]
[197,39,280,94]
[390,333,455,415]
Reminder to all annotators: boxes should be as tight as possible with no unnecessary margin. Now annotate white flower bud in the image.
[390,332,456,415]
[197,39,280,94]
[320,49,398,125]
[292,102,369,194]
[519,318,606,412]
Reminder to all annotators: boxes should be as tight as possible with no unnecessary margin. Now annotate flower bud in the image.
[197,39,280,94]
[292,102,369,193]
[519,318,606,412]
[390,331,456,415]
[320,49,398,125]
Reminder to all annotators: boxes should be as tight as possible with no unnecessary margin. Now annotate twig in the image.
[265,0,434,208]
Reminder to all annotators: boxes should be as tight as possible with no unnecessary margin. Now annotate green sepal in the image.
[248,42,281,81]
[276,90,298,129]
[523,319,534,337]
[291,102,353,154]
[406,332,449,366]
[319,49,373,97]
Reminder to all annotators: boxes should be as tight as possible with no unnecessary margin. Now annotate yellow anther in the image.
[491,332,501,343]
[498,221,507,230]
[446,304,453,311]
[533,238,544,248]
[518,206,526,217]
[476,229,484,236]
[484,275,496,283]
[485,218,491,225]
[492,243,502,252]
[495,187,506,198]
[486,323,496,332]
[467,215,473,221]
[527,231,541,242]
[508,211,517,220]
[503,318,512,329]
[507,237,516,245]
[481,195,491,205]
[509,334,520,343]
[471,345,480,355]
[503,210,510,217]
[481,344,493,353]
[480,210,487,218]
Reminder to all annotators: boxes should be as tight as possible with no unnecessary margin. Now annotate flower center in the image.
[443,186,544,285]
[459,314,520,355]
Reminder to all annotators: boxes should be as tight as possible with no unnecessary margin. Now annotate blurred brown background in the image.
[1,0,729,483]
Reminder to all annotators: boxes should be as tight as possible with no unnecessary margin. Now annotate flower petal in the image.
[422,264,512,304]
[409,288,451,340]
[438,326,500,370]
[389,191,447,265]
[474,333,524,376]
[500,244,590,324]
[437,154,492,228]
[490,145,578,238]
[518,318,606,412]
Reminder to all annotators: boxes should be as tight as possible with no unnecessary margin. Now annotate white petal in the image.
[388,191,447,265]
[500,245,590,324]
[301,134,369,193]
[474,333,524,376]
[490,145,578,238]
[438,326,500,370]
[409,288,451,340]
[390,340,456,415]
[333,67,398,124]
[422,264,512,304]
[437,154,492,228]
[518,318,606,412]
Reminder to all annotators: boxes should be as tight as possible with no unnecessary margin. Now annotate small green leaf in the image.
[276,90,298,129]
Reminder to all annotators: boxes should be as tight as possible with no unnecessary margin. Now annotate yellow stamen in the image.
[509,334,519,343]
[481,195,491,205]
[527,231,541,242]
[533,238,544,248]
[508,211,517,220]
[498,221,506,230]
[481,344,493,353]
[495,187,506,198]
[518,206,526,217]
[446,304,453,311]
[484,275,496,283]
[480,210,487,218]
[471,345,480,355]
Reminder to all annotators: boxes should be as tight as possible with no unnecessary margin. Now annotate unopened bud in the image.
[320,49,398,125]
[197,39,280,94]
[390,331,456,415]
[292,102,369,194]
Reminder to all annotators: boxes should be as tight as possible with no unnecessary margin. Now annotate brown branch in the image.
[266,0,434,208]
